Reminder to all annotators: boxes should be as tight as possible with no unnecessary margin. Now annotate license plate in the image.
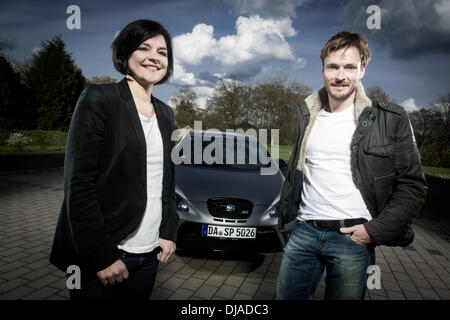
[202,225,256,239]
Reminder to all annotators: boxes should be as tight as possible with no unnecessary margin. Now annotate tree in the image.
[170,85,200,128]
[86,76,117,85]
[409,108,436,153]
[366,86,394,104]
[205,79,251,130]
[410,93,450,154]
[252,76,311,145]
[204,75,311,145]
[23,35,85,130]
[0,50,34,129]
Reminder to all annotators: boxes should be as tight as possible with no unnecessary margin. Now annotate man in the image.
[276,31,427,300]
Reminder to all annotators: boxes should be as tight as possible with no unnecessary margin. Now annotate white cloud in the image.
[401,98,420,113]
[294,57,307,69]
[217,15,297,65]
[192,86,215,109]
[434,0,450,32]
[171,15,306,109]
[173,24,216,65]
[172,61,198,86]
[230,0,309,18]
[173,15,301,78]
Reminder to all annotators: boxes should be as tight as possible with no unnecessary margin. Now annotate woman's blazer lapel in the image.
[117,78,147,188]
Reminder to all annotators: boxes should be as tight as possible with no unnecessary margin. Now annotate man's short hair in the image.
[112,19,173,85]
[320,31,371,68]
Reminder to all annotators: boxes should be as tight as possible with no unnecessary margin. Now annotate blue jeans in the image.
[69,247,160,300]
[276,221,375,300]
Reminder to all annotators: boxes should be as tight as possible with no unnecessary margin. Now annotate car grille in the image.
[207,197,253,219]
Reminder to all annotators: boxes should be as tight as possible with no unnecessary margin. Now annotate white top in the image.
[299,104,372,221]
[118,112,164,253]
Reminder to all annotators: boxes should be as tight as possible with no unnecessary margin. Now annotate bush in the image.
[6,132,33,150]
[420,151,450,168]
[32,131,51,150]
[0,129,9,145]
[17,130,68,149]
[422,174,450,216]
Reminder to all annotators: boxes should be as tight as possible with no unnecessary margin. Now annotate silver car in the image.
[174,130,292,253]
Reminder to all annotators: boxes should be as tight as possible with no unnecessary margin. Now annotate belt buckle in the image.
[313,220,326,231]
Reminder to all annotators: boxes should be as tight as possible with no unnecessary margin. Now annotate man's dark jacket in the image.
[278,83,428,245]
[49,77,179,275]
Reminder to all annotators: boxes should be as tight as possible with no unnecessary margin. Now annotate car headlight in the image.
[267,202,279,217]
[176,193,189,212]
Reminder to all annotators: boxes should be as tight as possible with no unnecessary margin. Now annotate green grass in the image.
[422,166,450,176]
[267,145,293,161]
[0,145,66,154]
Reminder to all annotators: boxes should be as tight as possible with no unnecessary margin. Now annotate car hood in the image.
[175,164,283,206]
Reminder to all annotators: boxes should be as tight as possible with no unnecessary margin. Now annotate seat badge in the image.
[226,204,236,212]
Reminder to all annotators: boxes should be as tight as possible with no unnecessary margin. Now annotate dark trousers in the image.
[68,247,159,300]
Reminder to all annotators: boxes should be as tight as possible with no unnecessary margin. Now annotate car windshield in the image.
[176,133,272,169]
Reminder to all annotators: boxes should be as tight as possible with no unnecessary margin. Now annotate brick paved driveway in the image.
[0,169,449,300]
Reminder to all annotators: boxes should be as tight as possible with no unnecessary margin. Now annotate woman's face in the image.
[127,34,168,86]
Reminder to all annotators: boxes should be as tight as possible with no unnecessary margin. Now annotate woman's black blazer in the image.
[49,77,179,274]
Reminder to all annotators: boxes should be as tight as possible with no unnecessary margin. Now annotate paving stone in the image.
[214,285,238,299]
[151,287,172,300]
[22,287,59,300]
[254,292,274,300]
[169,288,194,300]
[426,277,448,290]
[1,267,32,280]
[0,260,27,273]
[257,281,276,296]
[181,277,205,291]
[0,278,28,293]
[224,275,245,287]
[403,290,423,300]
[386,290,406,300]
[163,261,185,273]
[418,288,440,300]
[245,272,264,284]
[194,284,218,299]
[175,265,197,279]
[0,285,35,300]
[160,276,185,291]
[237,281,259,296]
[205,274,227,287]
[434,288,449,300]
[411,278,433,291]
[192,269,213,280]
[381,280,402,293]
[233,293,253,300]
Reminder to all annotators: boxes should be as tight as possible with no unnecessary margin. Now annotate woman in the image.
[49,19,179,300]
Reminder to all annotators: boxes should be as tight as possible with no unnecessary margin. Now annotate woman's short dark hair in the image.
[112,19,173,85]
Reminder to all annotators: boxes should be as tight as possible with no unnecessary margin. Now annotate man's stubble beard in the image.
[328,84,357,102]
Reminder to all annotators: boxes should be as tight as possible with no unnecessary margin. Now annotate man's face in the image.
[322,46,365,103]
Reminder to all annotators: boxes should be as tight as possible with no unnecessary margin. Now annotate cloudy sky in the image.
[1,0,449,111]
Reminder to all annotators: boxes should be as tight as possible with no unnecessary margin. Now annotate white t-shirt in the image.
[299,104,372,221]
[118,112,164,253]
